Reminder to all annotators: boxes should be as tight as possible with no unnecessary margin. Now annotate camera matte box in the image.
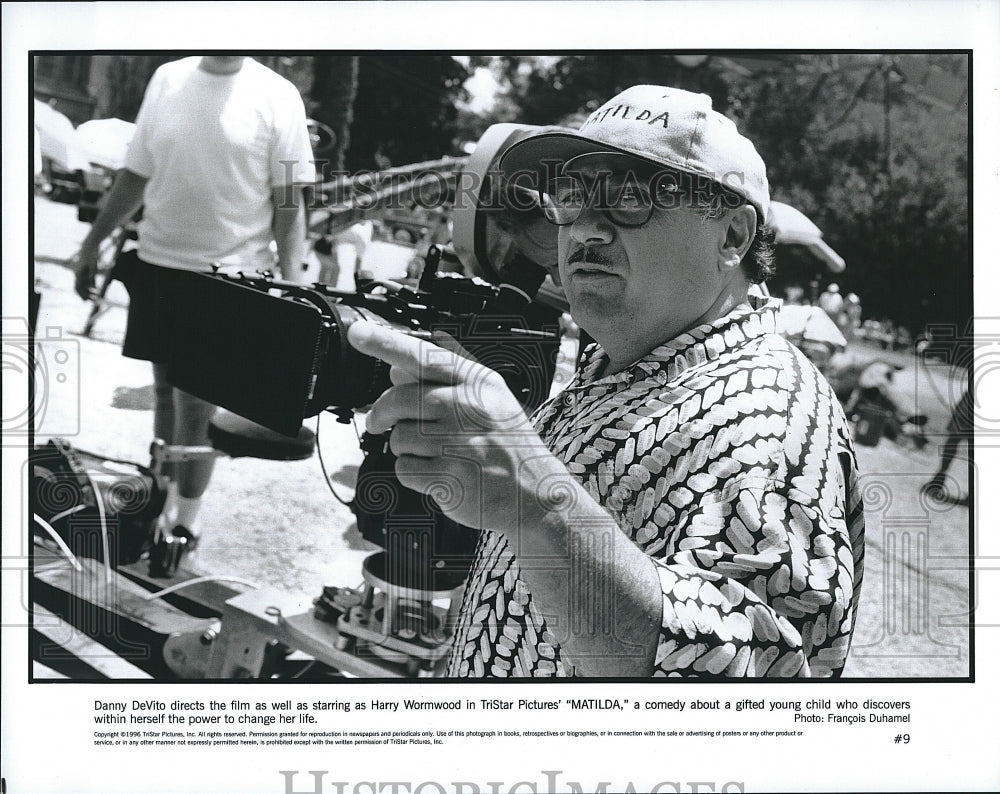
[166,273,326,436]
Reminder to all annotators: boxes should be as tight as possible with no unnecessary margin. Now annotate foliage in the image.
[311,56,360,175]
[490,54,732,126]
[733,55,969,334]
[256,55,315,100]
[103,55,176,122]
[338,55,471,171]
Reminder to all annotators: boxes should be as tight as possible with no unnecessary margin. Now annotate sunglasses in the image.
[537,172,743,228]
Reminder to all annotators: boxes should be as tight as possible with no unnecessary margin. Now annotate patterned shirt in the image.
[446,297,865,678]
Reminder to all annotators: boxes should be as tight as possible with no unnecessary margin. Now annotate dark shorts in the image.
[118,250,204,363]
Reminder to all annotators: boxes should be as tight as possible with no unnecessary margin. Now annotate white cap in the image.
[500,84,770,218]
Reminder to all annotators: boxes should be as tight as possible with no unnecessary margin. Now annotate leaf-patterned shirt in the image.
[446,297,865,678]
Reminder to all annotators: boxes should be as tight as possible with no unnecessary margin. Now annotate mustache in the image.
[567,247,614,267]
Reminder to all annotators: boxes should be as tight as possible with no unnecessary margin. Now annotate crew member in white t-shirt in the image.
[72,55,316,561]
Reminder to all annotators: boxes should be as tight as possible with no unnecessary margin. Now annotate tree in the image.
[487,54,731,127]
[103,55,176,122]
[733,54,969,333]
[340,55,471,171]
[257,55,314,99]
[311,56,360,176]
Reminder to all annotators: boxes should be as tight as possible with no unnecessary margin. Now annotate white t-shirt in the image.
[125,57,316,271]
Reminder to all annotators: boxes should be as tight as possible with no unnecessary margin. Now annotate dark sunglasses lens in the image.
[540,177,583,225]
[607,181,653,226]
[540,174,658,227]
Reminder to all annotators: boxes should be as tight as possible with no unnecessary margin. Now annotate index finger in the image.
[347,320,473,385]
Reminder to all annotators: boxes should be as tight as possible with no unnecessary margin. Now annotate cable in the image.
[141,575,260,602]
[48,504,87,524]
[289,660,317,680]
[33,518,259,601]
[32,515,84,572]
[315,412,354,506]
[83,470,113,585]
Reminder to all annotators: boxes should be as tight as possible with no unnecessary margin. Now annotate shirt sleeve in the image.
[269,84,316,187]
[644,473,859,678]
[123,64,165,178]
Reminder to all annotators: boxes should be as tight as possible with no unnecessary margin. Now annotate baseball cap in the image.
[499,85,770,219]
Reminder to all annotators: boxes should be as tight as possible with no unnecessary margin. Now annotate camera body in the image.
[164,249,562,594]
[165,252,561,436]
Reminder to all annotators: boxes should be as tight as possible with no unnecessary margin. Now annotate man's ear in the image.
[719,205,757,271]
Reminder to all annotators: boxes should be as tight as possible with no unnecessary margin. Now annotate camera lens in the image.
[307,305,394,414]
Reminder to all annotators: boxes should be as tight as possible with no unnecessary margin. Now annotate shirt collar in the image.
[577,295,780,387]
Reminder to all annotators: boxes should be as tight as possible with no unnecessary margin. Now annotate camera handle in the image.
[350,430,480,588]
[418,243,443,291]
[495,252,548,312]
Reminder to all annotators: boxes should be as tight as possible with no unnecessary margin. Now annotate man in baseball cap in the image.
[498,85,775,374]
[501,84,770,217]
[348,85,864,678]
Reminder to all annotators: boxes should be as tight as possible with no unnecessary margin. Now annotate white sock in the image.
[172,495,203,536]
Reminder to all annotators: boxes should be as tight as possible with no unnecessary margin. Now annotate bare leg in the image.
[152,362,176,479]
[172,387,218,499]
[147,364,215,568]
[152,363,217,536]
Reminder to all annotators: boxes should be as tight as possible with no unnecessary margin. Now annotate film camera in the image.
[161,125,564,673]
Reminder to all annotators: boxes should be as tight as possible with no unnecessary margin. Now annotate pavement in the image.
[27,194,971,678]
